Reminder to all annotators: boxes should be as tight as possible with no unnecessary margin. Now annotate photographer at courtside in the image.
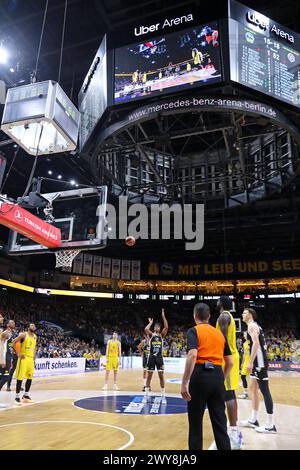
[181,303,233,450]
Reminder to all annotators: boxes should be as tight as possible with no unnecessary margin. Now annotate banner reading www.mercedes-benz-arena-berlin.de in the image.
[93,96,300,153]
[34,358,86,377]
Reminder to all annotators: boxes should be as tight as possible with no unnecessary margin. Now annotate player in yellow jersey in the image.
[13,323,37,405]
[132,70,138,87]
[216,296,242,450]
[102,331,121,391]
[238,332,250,399]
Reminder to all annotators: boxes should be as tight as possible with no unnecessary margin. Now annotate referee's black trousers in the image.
[188,365,231,450]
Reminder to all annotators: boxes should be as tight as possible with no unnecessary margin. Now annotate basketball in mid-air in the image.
[125,235,136,247]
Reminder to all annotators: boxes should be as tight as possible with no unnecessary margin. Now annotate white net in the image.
[55,249,81,268]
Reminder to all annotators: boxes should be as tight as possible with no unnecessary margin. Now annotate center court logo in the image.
[105,196,204,251]
[74,395,186,415]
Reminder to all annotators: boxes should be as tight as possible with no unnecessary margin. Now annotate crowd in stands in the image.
[265,329,297,362]
[0,292,299,362]
[0,294,100,360]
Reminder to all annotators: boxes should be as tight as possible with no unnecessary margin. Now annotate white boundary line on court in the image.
[0,396,74,412]
[0,420,134,451]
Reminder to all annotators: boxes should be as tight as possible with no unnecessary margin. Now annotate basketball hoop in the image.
[55,249,80,268]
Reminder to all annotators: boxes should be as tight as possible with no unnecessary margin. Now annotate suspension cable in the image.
[33,0,49,82]
[21,124,44,199]
[58,0,68,84]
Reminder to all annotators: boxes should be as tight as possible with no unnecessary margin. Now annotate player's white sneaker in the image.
[256,425,277,434]
[102,384,108,391]
[238,392,248,399]
[113,384,119,391]
[240,419,259,428]
[0,403,8,408]
[142,394,149,403]
[229,432,243,450]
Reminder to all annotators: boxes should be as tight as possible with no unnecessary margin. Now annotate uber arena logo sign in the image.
[246,10,294,44]
[74,395,186,415]
[134,14,193,37]
[246,11,269,31]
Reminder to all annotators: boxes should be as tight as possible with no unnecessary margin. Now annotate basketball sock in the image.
[241,375,248,389]
[16,393,20,398]
[25,379,32,394]
[143,379,147,386]
[259,381,274,414]
[266,413,274,427]
[145,387,149,395]
[16,380,22,394]
[160,388,165,397]
[251,410,258,422]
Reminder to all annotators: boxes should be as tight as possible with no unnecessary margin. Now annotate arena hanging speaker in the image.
[1,81,81,156]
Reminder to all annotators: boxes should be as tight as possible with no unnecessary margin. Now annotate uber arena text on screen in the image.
[134,14,193,36]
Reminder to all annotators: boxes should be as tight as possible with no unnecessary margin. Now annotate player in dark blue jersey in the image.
[137,335,150,391]
[143,309,168,403]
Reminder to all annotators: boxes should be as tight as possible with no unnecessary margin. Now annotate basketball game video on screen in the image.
[114,22,222,103]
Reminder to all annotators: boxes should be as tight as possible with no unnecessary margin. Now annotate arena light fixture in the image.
[1,80,80,156]
[0,46,8,64]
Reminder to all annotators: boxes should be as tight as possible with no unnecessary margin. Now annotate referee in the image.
[181,303,233,450]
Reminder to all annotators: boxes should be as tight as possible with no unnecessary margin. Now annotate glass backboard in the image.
[8,186,107,255]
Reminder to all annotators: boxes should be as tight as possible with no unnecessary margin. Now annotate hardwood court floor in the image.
[0,369,299,450]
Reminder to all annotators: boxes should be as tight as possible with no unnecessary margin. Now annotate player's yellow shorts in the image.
[241,356,250,376]
[15,357,34,381]
[106,356,119,371]
[224,352,240,391]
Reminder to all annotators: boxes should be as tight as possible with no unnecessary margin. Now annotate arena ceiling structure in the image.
[1,0,300,267]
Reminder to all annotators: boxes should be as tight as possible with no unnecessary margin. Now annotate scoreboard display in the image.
[78,2,300,150]
[229,0,300,108]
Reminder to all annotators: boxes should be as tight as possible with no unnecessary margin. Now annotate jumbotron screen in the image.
[114,22,222,104]
[229,0,300,108]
